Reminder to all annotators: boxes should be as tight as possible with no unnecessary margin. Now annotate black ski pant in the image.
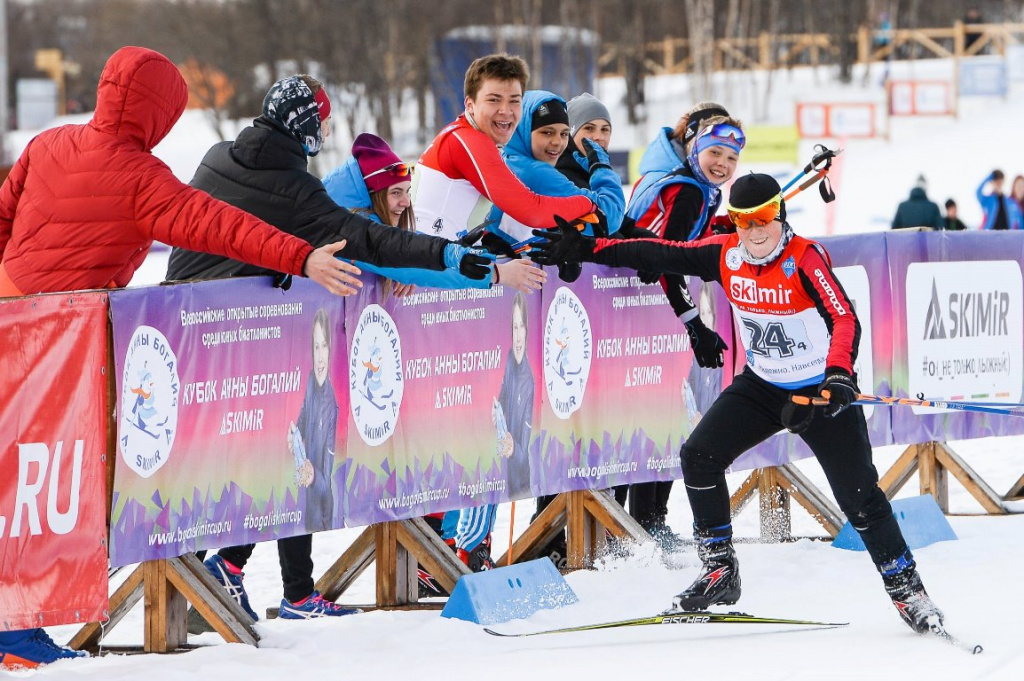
[198,535,314,604]
[680,369,909,570]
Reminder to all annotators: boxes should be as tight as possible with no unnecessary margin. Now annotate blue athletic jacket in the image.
[626,127,719,242]
[486,90,624,243]
[323,158,490,288]
[976,174,1023,230]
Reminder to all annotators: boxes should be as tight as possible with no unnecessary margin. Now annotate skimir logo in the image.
[120,325,179,478]
[729,276,793,307]
[543,287,592,420]
[349,304,404,446]
[923,278,947,339]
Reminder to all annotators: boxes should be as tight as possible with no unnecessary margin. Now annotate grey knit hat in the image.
[567,92,611,136]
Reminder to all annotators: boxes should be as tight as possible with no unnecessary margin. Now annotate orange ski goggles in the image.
[726,194,783,228]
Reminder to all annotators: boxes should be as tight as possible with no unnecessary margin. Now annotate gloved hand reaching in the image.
[444,243,493,280]
[573,138,612,176]
[571,208,609,238]
[685,316,728,369]
[529,216,597,267]
[816,369,859,418]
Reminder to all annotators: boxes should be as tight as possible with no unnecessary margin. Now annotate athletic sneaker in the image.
[667,540,741,612]
[204,554,259,621]
[0,628,87,669]
[279,591,363,619]
[884,567,944,634]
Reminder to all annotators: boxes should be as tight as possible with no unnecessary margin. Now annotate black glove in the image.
[459,251,492,280]
[817,369,859,418]
[617,218,658,241]
[638,271,661,285]
[685,317,728,369]
[480,231,520,259]
[529,216,596,267]
[458,224,487,247]
[445,242,492,280]
[577,138,612,175]
[557,262,582,283]
[272,273,294,290]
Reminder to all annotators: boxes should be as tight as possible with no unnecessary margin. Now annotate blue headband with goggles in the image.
[692,123,746,155]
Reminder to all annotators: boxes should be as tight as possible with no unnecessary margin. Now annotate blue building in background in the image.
[431,25,598,127]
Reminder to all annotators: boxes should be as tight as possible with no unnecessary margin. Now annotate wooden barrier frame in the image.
[313,517,471,610]
[878,441,1012,514]
[496,489,649,570]
[729,463,847,540]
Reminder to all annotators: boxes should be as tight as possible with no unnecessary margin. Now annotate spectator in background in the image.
[976,170,1023,230]
[0,46,367,670]
[891,175,942,230]
[964,8,984,54]
[556,92,615,189]
[943,199,967,231]
[1011,174,1024,217]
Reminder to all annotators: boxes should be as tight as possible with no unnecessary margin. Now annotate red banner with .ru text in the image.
[0,293,109,630]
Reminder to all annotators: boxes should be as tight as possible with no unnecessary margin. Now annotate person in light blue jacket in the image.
[486,90,624,281]
[323,133,494,295]
[976,169,1023,230]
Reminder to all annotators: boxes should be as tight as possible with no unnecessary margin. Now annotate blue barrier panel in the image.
[832,494,957,551]
[440,558,579,625]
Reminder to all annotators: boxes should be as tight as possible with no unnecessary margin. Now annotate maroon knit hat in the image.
[352,133,410,193]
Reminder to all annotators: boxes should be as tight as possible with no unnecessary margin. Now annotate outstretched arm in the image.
[445,129,595,227]
[531,220,725,283]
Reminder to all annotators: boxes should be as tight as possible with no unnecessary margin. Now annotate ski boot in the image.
[884,565,944,633]
[667,539,741,612]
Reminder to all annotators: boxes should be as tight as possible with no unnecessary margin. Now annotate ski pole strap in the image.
[790,392,1024,417]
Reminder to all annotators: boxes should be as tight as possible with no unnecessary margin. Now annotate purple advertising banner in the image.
[532,264,735,494]
[108,277,347,566]
[340,277,541,525]
[106,231,1024,564]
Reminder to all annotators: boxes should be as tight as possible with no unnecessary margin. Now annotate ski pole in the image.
[790,393,1024,417]
[780,144,840,194]
[783,146,842,203]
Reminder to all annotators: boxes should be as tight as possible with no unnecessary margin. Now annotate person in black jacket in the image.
[943,199,967,231]
[891,177,943,230]
[167,77,489,284]
[177,75,489,631]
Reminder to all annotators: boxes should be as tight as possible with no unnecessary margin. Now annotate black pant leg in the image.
[277,534,314,603]
[218,544,257,570]
[534,494,557,520]
[654,481,673,522]
[627,481,659,530]
[800,406,908,568]
[613,485,628,507]
[681,371,788,533]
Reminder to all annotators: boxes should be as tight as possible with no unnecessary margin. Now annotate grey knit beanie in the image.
[567,92,611,136]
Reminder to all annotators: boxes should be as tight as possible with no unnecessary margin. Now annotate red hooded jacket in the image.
[0,46,315,296]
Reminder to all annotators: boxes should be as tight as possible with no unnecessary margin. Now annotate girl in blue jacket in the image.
[976,170,1023,230]
[323,133,493,294]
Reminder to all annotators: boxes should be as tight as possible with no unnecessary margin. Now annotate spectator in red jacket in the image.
[0,45,364,670]
[0,45,360,299]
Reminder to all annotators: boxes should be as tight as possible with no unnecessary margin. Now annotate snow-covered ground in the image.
[9,54,1024,679]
